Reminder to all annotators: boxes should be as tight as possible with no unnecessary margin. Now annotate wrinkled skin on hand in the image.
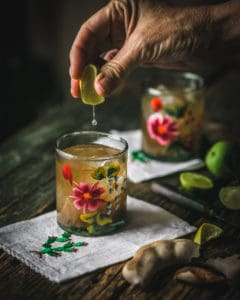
[69,0,239,97]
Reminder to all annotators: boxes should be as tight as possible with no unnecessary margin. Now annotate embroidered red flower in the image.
[62,164,72,185]
[70,182,105,214]
[147,113,179,146]
[151,97,163,112]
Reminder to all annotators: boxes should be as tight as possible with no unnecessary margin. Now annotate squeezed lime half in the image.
[194,223,222,245]
[79,64,105,105]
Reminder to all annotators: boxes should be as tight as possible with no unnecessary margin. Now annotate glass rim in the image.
[146,71,204,95]
[56,131,128,161]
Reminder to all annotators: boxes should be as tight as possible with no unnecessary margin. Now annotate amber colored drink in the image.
[56,132,128,236]
[141,72,205,161]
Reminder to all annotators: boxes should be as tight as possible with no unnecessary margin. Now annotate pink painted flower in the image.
[147,113,179,146]
[69,182,105,214]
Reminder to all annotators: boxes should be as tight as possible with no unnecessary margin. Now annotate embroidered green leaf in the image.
[62,247,75,252]
[62,232,71,238]
[63,242,73,248]
[42,243,52,248]
[34,231,88,258]
[40,248,52,254]
[73,242,87,247]
[52,247,66,252]
[131,150,149,163]
[46,236,57,243]
[47,251,58,256]
[56,237,68,242]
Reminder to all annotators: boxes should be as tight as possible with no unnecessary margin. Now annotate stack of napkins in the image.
[111,130,204,183]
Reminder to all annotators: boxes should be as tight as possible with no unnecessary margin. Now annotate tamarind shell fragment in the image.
[174,266,226,285]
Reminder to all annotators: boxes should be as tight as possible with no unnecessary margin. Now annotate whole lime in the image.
[205,140,238,179]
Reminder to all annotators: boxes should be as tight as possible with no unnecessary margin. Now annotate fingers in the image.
[69,6,111,80]
[71,78,80,98]
[94,41,138,97]
[102,49,119,61]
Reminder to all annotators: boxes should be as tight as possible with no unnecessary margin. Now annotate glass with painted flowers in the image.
[141,71,205,161]
[56,131,128,236]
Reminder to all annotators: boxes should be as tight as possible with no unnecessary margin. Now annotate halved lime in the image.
[219,186,240,210]
[180,172,214,191]
[79,64,105,105]
[194,223,222,245]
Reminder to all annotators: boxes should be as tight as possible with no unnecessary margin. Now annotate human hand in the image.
[69,0,239,98]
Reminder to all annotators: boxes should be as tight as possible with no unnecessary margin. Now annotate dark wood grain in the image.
[1,69,240,300]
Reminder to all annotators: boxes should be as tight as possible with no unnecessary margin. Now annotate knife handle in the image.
[151,182,215,217]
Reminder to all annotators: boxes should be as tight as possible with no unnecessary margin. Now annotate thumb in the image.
[94,42,138,97]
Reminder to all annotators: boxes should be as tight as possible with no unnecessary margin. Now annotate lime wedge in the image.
[194,223,222,245]
[79,64,105,105]
[180,172,214,191]
[219,186,240,210]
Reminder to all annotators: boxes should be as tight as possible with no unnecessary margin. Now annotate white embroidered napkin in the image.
[111,130,204,183]
[0,196,195,283]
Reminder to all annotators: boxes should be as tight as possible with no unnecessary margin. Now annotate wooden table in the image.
[1,70,240,299]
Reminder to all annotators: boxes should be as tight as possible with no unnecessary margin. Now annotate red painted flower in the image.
[62,164,72,185]
[69,182,105,214]
[151,97,163,112]
[147,113,179,146]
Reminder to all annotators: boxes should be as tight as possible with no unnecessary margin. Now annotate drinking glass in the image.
[141,71,205,161]
[56,131,128,236]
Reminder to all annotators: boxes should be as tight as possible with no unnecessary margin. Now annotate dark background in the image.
[1,0,240,143]
[1,0,104,142]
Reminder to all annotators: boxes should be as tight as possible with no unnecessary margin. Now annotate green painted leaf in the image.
[109,220,125,228]
[163,102,189,118]
[92,166,107,180]
[107,163,120,177]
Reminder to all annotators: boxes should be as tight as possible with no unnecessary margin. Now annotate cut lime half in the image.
[194,223,222,245]
[180,172,214,191]
[219,186,240,210]
[79,64,105,105]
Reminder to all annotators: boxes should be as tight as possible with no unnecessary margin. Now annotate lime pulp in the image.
[180,172,214,191]
[219,186,240,210]
[194,223,222,245]
[79,64,105,105]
